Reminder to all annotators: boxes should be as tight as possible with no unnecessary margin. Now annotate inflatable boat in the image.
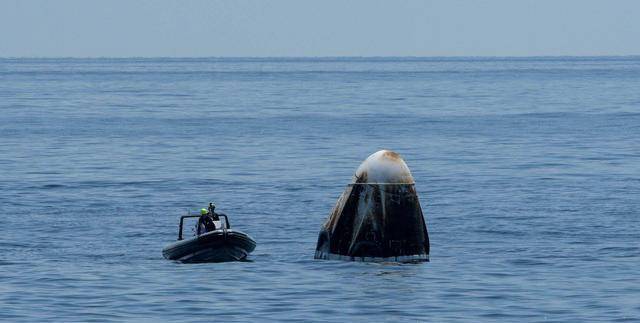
[163,213,256,263]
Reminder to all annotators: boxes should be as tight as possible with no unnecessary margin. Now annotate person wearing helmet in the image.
[208,202,220,221]
[197,206,216,235]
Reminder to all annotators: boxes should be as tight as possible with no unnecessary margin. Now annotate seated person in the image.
[197,208,216,235]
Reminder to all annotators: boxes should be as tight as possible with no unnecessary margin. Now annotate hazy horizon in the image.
[2,0,640,57]
[3,55,640,59]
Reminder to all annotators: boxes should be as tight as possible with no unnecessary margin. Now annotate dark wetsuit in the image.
[197,213,216,235]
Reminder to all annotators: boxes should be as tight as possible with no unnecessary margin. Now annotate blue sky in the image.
[1,0,639,57]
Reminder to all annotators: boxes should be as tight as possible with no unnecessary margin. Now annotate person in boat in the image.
[208,202,220,221]
[197,207,216,235]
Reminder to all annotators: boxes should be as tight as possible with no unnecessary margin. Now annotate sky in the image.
[1,0,639,57]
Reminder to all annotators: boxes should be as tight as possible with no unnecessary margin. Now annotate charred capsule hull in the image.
[315,150,430,262]
[315,183,429,262]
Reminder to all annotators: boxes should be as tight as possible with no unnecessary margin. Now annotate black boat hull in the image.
[163,230,256,263]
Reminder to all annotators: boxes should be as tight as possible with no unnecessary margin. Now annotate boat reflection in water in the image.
[315,150,430,263]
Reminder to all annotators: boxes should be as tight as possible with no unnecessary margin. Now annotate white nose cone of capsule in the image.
[315,150,430,262]
[353,150,415,184]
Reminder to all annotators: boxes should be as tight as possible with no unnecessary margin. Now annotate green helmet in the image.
[200,208,208,215]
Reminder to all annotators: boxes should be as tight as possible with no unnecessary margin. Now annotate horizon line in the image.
[2,54,640,60]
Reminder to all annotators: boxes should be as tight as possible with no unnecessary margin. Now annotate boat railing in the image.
[178,215,199,240]
[218,214,231,231]
[177,212,231,241]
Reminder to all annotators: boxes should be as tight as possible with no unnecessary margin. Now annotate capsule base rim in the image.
[314,250,429,263]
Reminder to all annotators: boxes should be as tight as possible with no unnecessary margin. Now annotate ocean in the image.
[1,57,639,322]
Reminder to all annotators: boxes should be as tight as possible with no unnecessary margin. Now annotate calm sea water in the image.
[1,57,639,322]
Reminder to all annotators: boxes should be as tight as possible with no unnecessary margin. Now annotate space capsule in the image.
[314,150,430,262]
